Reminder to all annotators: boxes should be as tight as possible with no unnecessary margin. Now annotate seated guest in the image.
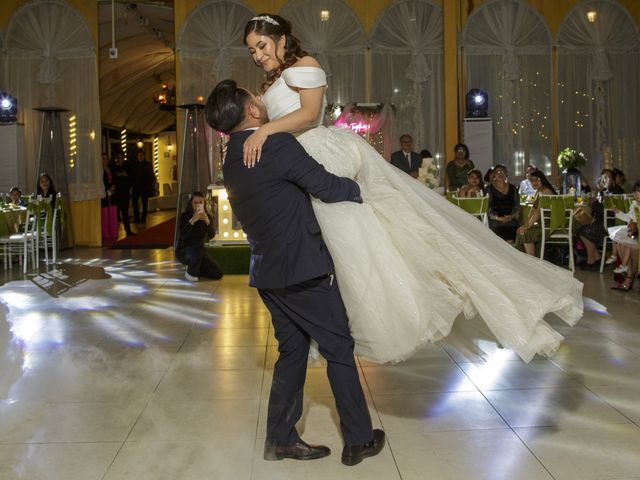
[514,170,557,256]
[613,168,631,193]
[36,173,57,209]
[488,164,520,243]
[390,134,421,178]
[598,168,624,196]
[9,187,26,207]
[599,168,625,264]
[577,195,607,271]
[446,143,474,191]
[518,164,537,196]
[609,181,640,291]
[458,169,485,197]
[483,166,495,189]
[420,148,433,159]
[175,191,223,282]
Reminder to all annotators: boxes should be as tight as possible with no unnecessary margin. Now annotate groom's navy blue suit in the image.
[223,129,373,447]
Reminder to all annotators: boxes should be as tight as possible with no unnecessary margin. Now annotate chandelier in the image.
[152,73,176,112]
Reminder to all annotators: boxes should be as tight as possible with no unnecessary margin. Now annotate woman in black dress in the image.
[175,191,223,282]
[488,164,520,243]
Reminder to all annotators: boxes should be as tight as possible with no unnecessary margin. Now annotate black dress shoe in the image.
[341,429,385,466]
[263,439,330,461]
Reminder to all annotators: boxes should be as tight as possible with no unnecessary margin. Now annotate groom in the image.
[205,80,385,466]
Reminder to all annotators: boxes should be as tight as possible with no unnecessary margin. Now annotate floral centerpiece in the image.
[557,147,586,195]
[557,147,587,170]
[418,157,440,189]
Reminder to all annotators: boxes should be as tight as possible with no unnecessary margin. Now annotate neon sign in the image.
[335,121,370,134]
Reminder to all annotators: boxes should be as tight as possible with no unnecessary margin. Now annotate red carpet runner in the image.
[110,217,176,249]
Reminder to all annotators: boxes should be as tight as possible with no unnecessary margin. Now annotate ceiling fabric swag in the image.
[2,0,102,202]
[557,0,640,180]
[371,0,443,159]
[462,0,552,177]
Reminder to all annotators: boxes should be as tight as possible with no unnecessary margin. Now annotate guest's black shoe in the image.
[264,440,330,461]
[341,429,385,466]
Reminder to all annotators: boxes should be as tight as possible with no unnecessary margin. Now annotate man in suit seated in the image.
[390,134,421,178]
[204,80,385,466]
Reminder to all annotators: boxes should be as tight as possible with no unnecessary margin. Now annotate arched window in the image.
[557,0,640,181]
[279,0,367,106]
[371,0,444,160]
[176,0,260,103]
[4,0,102,201]
[462,0,552,177]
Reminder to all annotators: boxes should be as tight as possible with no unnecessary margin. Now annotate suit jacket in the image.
[223,130,362,289]
[390,150,421,175]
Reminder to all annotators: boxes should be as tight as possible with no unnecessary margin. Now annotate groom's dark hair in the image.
[205,79,251,134]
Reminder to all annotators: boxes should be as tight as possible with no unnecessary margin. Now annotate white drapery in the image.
[1,0,102,201]
[176,0,261,184]
[176,0,261,102]
[371,0,444,162]
[280,0,367,107]
[557,0,640,181]
[462,0,552,178]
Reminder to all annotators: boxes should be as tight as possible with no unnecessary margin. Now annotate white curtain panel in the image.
[371,0,444,162]
[462,0,552,178]
[176,0,261,103]
[2,0,102,201]
[557,0,640,182]
[280,0,367,106]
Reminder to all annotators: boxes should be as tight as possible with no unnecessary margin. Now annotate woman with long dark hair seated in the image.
[488,164,520,243]
[37,173,57,208]
[175,191,223,282]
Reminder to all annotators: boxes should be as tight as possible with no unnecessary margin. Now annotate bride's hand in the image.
[243,128,268,167]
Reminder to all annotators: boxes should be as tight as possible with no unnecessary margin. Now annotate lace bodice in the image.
[262,66,327,128]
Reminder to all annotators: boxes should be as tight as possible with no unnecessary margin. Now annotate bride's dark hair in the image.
[244,13,308,92]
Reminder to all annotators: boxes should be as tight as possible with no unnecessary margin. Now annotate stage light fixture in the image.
[466,88,488,118]
[0,91,18,123]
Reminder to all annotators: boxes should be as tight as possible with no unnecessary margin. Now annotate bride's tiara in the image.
[251,15,279,26]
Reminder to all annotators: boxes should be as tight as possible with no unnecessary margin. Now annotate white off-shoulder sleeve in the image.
[281,67,327,89]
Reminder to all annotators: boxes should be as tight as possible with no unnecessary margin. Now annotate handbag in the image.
[573,206,592,225]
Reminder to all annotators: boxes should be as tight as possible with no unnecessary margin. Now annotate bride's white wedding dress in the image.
[262,66,583,363]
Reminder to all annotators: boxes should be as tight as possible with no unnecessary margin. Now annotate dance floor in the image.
[1,242,640,479]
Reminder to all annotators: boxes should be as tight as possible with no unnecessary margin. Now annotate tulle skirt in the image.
[297,126,583,364]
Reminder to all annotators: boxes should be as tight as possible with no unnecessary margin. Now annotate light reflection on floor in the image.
[0,245,639,480]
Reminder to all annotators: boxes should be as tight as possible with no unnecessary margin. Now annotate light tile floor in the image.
[0,244,639,480]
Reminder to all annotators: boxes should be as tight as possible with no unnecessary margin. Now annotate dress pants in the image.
[131,193,149,223]
[175,244,223,279]
[259,275,373,447]
[116,195,132,234]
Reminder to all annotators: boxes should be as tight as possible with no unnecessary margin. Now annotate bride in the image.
[239,13,583,364]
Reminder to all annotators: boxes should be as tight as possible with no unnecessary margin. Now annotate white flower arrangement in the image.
[418,157,440,189]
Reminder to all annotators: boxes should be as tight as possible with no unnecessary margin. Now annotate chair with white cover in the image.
[37,194,62,264]
[0,205,38,273]
[599,194,633,273]
[539,194,576,272]
[454,195,489,226]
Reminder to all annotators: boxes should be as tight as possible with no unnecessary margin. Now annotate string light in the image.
[121,128,127,160]
[68,115,76,169]
[153,136,159,176]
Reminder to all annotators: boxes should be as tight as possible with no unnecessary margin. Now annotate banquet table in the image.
[0,207,27,236]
